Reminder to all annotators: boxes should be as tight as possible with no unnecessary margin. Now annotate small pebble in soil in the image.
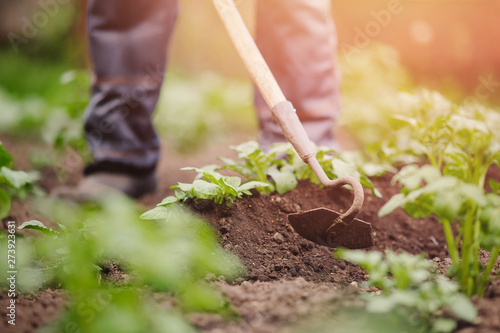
[273,232,285,244]
[271,196,301,214]
[241,281,251,289]
[348,281,359,293]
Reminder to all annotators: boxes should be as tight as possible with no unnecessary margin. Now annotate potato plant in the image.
[0,142,39,219]
[145,141,385,220]
[378,93,500,296]
[9,196,245,333]
[379,166,500,296]
[220,140,382,197]
[336,249,476,333]
[141,165,269,220]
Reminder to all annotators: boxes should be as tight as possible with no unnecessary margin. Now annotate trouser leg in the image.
[255,0,341,150]
[84,0,178,176]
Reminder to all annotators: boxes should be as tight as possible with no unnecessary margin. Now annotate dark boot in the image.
[55,0,178,200]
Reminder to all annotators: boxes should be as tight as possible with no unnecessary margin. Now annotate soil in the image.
[1,134,500,333]
[191,176,448,285]
[0,289,64,333]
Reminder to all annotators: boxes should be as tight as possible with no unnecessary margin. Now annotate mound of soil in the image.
[192,175,448,284]
[0,289,63,333]
[2,134,499,333]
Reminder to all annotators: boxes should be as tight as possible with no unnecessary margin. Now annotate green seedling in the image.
[147,140,382,220]
[221,140,382,197]
[377,92,500,296]
[9,196,245,333]
[141,165,268,220]
[219,141,296,194]
[0,142,39,219]
[380,165,500,296]
[336,249,476,333]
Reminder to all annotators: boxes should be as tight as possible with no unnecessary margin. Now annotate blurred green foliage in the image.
[336,250,476,333]
[154,71,256,153]
[338,43,414,148]
[1,195,245,332]
[0,142,40,219]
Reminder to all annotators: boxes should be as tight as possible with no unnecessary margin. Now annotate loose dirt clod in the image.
[273,232,285,244]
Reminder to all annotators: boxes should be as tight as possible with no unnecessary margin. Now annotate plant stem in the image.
[442,218,459,265]
[461,205,476,295]
[478,245,500,297]
[472,213,482,294]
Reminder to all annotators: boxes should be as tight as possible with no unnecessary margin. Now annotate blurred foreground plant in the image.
[0,142,39,219]
[336,250,476,333]
[6,195,245,332]
[379,165,500,297]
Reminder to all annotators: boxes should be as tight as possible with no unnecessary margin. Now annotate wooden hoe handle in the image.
[212,0,364,220]
[212,0,316,162]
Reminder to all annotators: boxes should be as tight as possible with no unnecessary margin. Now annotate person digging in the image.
[54,0,342,200]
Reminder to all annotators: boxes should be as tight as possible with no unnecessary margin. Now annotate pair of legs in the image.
[82,0,340,197]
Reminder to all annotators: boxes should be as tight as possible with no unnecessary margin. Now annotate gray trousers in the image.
[84,0,340,176]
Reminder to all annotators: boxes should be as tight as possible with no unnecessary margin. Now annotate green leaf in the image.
[231,140,260,159]
[379,193,406,216]
[331,159,360,179]
[361,176,382,198]
[388,115,418,130]
[393,164,441,190]
[0,188,11,219]
[181,165,224,181]
[238,181,270,192]
[402,193,435,219]
[489,179,500,194]
[0,143,13,168]
[223,176,241,189]
[140,206,171,220]
[432,318,457,333]
[267,166,297,194]
[365,296,397,313]
[0,167,32,189]
[18,220,59,237]
[176,183,195,192]
[448,294,477,322]
[433,191,462,220]
[157,196,179,207]
[193,180,220,196]
[179,283,227,312]
[175,190,187,200]
[335,249,383,270]
[218,157,236,166]
[221,178,240,197]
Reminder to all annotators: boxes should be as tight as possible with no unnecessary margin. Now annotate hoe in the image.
[213,0,374,249]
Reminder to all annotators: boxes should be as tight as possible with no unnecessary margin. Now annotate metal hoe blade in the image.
[289,208,374,249]
[288,158,374,249]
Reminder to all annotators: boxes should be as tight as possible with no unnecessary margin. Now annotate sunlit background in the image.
[1,0,499,152]
[1,2,500,332]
